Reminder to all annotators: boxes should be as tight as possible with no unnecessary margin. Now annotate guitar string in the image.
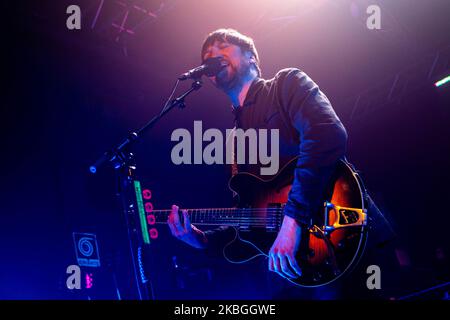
[149,209,286,226]
[150,210,285,214]
[150,210,285,220]
[151,213,284,221]
[148,211,282,218]
[150,208,285,211]
[151,218,282,220]
[150,211,284,219]
[155,218,282,222]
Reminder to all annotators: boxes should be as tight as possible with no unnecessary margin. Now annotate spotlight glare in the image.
[434,75,450,87]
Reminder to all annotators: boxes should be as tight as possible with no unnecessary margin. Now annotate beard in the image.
[214,61,252,92]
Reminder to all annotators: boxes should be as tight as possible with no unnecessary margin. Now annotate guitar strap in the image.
[228,106,243,177]
[227,107,243,200]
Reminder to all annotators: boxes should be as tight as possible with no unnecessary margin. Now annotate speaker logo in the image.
[72,232,100,267]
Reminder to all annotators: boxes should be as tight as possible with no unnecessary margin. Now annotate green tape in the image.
[134,180,150,244]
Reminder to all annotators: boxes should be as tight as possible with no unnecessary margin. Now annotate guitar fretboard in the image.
[149,207,284,230]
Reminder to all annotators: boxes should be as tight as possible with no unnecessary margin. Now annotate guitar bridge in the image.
[323,202,367,232]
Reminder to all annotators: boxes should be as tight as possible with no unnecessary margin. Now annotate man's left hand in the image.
[268,215,303,279]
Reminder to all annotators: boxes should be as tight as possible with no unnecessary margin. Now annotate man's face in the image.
[202,40,253,91]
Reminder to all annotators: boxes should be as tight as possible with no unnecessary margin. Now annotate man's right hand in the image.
[167,205,208,249]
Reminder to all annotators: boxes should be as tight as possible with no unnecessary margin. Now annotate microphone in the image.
[178,57,225,81]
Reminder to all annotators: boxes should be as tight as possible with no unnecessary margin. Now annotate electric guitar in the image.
[148,157,369,287]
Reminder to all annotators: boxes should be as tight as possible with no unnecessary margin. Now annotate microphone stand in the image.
[89,79,203,300]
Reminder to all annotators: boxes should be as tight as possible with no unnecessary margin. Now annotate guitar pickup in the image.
[323,202,367,232]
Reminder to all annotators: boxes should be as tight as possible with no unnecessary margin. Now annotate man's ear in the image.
[244,51,256,64]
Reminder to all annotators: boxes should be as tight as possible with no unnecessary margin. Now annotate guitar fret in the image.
[149,207,284,230]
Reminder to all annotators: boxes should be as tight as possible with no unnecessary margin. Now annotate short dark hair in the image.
[201,28,261,77]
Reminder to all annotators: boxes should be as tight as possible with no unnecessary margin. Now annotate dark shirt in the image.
[232,68,347,225]
[204,68,348,250]
[202,69,394,298]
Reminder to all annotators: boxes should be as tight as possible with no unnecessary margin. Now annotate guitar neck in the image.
[150,207,283,229]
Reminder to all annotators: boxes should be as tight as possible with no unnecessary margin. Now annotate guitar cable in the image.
[222,227,304,284]
[222,227,268,264]
[159,79,181,115]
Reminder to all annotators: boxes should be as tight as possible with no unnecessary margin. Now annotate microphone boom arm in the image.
[88,78,203,300]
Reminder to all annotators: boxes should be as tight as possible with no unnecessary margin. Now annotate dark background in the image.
[1,0,449,299]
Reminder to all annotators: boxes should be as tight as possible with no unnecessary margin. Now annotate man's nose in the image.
[209,46,224,58]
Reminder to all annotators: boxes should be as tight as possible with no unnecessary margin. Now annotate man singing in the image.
[167,28,348,288]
